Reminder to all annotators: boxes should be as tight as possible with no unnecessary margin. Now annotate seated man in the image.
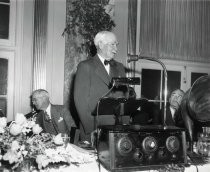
[31,89,76,135]
[156,89,185,127]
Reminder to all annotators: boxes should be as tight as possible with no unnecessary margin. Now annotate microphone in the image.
[127,55,139,63]
[127,49,142,63]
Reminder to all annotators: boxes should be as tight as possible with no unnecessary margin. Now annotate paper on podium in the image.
[96,97,148,116]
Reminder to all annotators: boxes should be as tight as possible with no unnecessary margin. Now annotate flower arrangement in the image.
[0,114,42,168]
[0,114,95,171]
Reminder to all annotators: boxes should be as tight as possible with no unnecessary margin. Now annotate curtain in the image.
[127,0,138,77]
[33,0,48,90]
[127,0,138,55]
[133,0,210,63]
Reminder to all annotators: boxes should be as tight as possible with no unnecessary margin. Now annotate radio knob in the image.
[147,154,154,161]
[150,141,155,148]
[158,149,167,159]
[122,141,131,151]
[172,154,177,159]
[117,137,133,155]
[142,136,157,153]
[133,148,143,162]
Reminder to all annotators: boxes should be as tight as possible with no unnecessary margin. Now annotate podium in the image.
[96,97,148,126]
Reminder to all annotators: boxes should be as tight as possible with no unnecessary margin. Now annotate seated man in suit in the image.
[31,89,76,135]
[156,89,185,127]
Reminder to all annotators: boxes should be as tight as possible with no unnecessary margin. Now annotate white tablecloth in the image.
[39,144,210,172]
[40,155,210,172]
[41,161,210,172]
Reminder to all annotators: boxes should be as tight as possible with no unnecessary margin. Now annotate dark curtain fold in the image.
[134,0,210,63]
[127,0,138,55]
[140,0,161,57]
[33,0,48,90]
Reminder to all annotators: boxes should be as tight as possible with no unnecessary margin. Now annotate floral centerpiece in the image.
[0,113,43,170]
[0,113,95,171]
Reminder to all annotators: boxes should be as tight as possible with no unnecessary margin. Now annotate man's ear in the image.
[98,41,104,50]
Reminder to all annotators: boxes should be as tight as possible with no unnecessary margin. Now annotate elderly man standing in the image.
[74,31,128,141]
[32,89,75,135]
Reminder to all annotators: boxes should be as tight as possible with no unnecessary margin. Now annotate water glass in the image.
[61,133,70,148]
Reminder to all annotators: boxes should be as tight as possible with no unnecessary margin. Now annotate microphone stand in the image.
[128,55,168,127]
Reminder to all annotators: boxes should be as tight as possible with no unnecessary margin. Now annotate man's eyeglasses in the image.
[105,42,119,47]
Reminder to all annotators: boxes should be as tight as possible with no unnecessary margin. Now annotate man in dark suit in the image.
[74,31,128,141]
[156,89,185,127]
[31,89,75,135]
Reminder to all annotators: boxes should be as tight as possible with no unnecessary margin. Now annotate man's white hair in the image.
[94,31,113,47]
[32,89,49,98]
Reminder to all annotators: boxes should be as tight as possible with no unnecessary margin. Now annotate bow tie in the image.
[104,59,115,66]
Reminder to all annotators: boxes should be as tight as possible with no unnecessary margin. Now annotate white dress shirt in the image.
[98,54,110,75]
[170,106,176,120]
[45,104,51,119]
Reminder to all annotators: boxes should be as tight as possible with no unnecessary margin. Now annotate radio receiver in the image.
[97,125,187,171]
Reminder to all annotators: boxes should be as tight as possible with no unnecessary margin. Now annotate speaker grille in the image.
[166,136,180,153]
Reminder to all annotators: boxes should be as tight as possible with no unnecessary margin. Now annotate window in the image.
[141,69,161,100]
[186,66,209,88]
[0,0,16,46]
[134,59,210,110]
[0,58,8,116]
[191,72,208,86]
[142,69,182,99]
[0,0,10,39]
[0,52,14,121]
[140,68,182,109]
[0,0,16,120]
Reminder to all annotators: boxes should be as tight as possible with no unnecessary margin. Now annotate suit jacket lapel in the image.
[93,55,111,85]
[50,105,59,134]
[167,106,176,125]
[162,105,175,125]
[109,61,119,78]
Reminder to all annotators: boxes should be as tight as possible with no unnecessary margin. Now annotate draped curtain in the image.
[128,0,210,63]
[127,0,138,55]
[33,0,48,90]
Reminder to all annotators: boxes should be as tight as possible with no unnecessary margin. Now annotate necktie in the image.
[104,59,115,66]
[44,111,51,122]
[104,59,115,77]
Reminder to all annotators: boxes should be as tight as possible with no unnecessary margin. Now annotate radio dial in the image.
[117,137,133,155]
[142,136,158,153]
[158,149,167,159]
[166,136,180,153]
[133,148,143,162]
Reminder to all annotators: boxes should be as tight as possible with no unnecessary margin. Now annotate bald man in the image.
[74,31,128,141]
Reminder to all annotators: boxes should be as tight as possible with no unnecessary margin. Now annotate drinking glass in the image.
[61,133,70,148]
